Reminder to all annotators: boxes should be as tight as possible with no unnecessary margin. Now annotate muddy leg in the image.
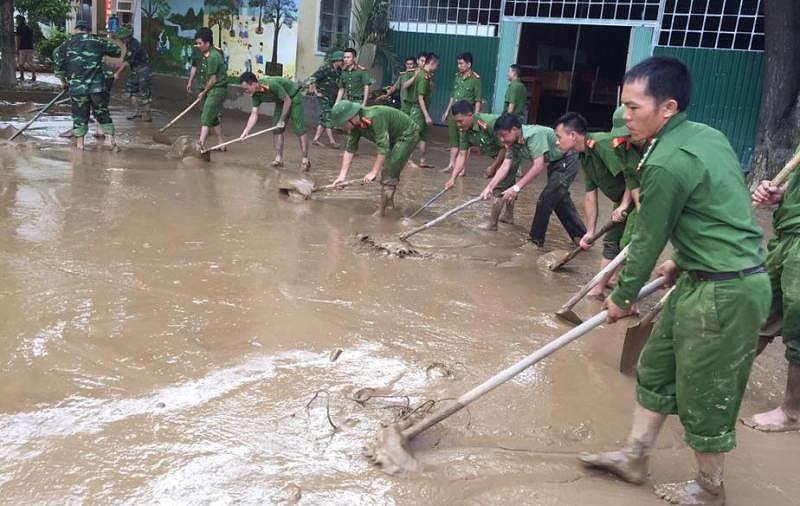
[588,258,613,299]
[273,132,285,165]
[479,197,503,231]
[312,125,324,144]
[579,403,666,484]
[379,184,397,217]
[499,198,515,224]
[299,133,310,172]
[654,452,725,506]
[126,97,141,120]
[742,363,800,432]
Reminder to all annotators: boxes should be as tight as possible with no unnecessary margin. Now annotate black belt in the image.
[686,265,766,282]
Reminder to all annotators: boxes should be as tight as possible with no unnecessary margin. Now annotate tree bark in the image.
[0,0,17,88]
[749,0,800,182]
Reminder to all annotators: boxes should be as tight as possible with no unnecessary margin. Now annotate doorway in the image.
[515,23,630,129]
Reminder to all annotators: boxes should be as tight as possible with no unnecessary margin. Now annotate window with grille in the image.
[389,0,502,37]
[318,0,352,52]
[657,0,764,51]
[502,0,661,22]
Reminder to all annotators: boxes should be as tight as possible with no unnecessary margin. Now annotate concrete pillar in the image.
[492,21,521,114]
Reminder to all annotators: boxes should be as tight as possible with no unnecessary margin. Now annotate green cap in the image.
[610,105,629,138]
[115,24,133,39]
[331,100,361,127]
[330,51,344,62]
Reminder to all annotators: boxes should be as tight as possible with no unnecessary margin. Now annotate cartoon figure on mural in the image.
[257,42,264,65]
[245,44,253,73]
[222,41,230,68]
[157,30,170,53]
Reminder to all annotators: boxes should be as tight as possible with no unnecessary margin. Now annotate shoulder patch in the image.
[357,64,367,70]
[472,71,480,79]
[360,117,372,128]
[259,84,270,92]
[477,119,488,131]
[586,138,596,149]
[611,137,625,149]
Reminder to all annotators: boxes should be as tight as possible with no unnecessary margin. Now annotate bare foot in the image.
[741,406,800,432]
[311,139,324,147]
[440,165,452,174]
[654,479,725,506]
[578,448,648,485]
[499,215,514,224]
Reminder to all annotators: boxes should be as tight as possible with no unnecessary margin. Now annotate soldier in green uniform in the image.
[743,141,800,433]
[609,105,647,249]
[446,101,513,230]
[407,53,438,169]
[239,72,310,172]
[504,64,528,119]
[579,56,770,506]
[335,48,370,107]
[192,28,228,151]
[441,52,482,173]
[113,24,152,122]
[52,20,121,151]
[330,101,420,216]
[378,56,416,111]
[397,52,428,114]
[308,50,344,148]
[554,112,633,298]
[481,113,586,246]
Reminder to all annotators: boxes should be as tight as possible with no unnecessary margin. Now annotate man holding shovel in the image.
[579,56,770,506]
[239,72,310,172]
[330,101,420,216]
[554,112,632,298]
[480,113,585,247]
[113,24,152,122]
[744,142,800,432]
[445,102,511,230]
[192,28,228,152]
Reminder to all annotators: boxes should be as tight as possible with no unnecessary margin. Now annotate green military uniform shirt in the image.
[123,37,149,68]
[504,79,527,115]
[399,70,417,108]
[251,77,300,107]
[338,64,371,102]
[616,139,645,190]
[505,124,563,164]
[308,63,340,100]
[53,33,121,95]
[581,132,627,202]
[451,70,482,104]
[198,47,227,89]
[773,143,800,236]
[458,113,503,158]
[344,105,417,155]
[611,112,765,309]
[413,71,434,108]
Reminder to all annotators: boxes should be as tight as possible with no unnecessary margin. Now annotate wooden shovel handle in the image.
[158,97,202,133]
[639,285,675,325]
[753,149,800,208]
[312,178,363,192]
[557,244,630,313]
[201,126,279,153]
[549,220,617,271]
[399,196,482,241]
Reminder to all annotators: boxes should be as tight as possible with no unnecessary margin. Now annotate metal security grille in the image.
[657,0,764,51]
[389,0,502,37]
[503,0,661,23]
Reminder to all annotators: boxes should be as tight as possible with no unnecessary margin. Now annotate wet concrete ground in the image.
[0,89,798,505]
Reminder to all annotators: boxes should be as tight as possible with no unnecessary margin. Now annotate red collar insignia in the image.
[477,119,488,130]
[359,117,372,128]
[586,138,596,149]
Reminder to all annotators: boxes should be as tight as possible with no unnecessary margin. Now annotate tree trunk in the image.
[271,16,280,64]
[749,0,800,183]
[0,0,16,88]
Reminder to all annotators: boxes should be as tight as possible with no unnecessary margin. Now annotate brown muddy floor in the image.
[0,91,797,505]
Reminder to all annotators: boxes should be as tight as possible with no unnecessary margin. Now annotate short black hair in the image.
[195,27,213,44]
[239,71,258,84]
[344,47,357,57]
[623,56,691,111]
[494,112,521,132]
[417,51,427,60]
[405,55,416,64]
[554,112,587,135]
[451,100,475,116]
[426,52,439,63]
[457,52,473,65]
[509,64,520,75]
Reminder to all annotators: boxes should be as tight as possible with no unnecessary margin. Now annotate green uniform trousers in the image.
[620,208,638,248]
[200,88,227,127]
[273,97,305,136]
[408,105,430,141]
[318,96,334,128]
[493,159,521,197]
[380,126,420,185]
[124,64,152,104]
[766,233,800,364]
[602,213,626,260]
[636,273,770,453]
[401,101,413,115]
[447,114,459,147]
[71,92,113,137]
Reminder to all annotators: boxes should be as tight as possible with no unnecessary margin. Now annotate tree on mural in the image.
[207,0,237,46]
[750,0,800,182]
[262,0,297,65]
[142,0,171,55]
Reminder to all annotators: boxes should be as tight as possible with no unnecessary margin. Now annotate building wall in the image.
[295,0,324,80]
[653,46,763,166]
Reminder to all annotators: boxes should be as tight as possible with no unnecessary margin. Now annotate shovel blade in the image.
[277,171,314,199]
[152,131,173,145]
[364,423,420,475]
[555,308,583,326]
[619,321,655,374]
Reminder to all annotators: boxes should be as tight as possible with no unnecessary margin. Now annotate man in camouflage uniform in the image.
[335,47,371,107]
[53,20,121,150]
[441,52,482,173]
[113,24,152,122]
[308,51,344,148]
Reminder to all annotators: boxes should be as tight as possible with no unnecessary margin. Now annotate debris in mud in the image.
[166,135,202,160]
[272,483,302,505]
[354,233,419,258]
[305,390,339,431]
[425,362,454,379]
[0,125,21,141]
[276,170,314,199]
[329,348,343,361]
[155,401,166,408]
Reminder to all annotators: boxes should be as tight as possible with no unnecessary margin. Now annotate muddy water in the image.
[0,98,797,505]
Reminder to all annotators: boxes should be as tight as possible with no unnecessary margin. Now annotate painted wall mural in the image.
[142,0,299,79]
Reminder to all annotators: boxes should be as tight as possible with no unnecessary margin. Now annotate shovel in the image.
[619,286,675,374]
[549,220,617,271]
[399,196,481,241]
[8,89,68,141]
[199,126,279,161]
[26,97,70,113]
[407,187,449,219]
[752,149,800,208]
[152,97,203,145]
[555,245,630,325]
[277,174,361,200]
[366,276,666,474]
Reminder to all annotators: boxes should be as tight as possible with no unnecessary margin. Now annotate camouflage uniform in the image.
[308,63,340,128]
[123,37,152,105]
[53,33,121,137]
